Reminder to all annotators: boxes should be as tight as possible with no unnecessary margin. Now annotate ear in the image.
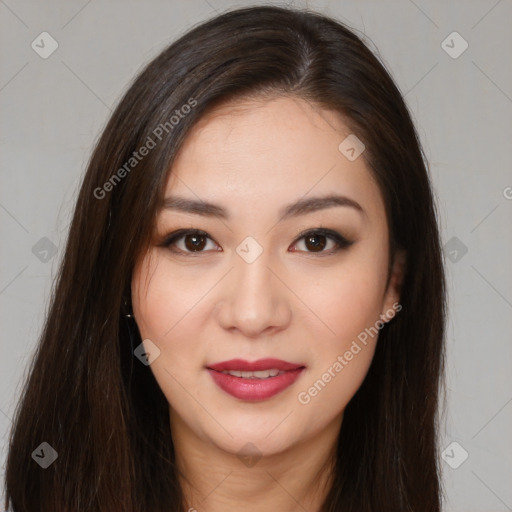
[381,249,406,322]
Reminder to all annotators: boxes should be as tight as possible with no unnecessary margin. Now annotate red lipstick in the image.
[206,358,305,401]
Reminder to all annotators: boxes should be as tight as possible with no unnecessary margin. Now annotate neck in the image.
[170,411,341,512]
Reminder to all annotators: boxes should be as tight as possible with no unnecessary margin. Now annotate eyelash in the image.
[158,228,353,256]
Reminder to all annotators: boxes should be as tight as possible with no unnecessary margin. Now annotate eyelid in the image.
[158,227,353,255]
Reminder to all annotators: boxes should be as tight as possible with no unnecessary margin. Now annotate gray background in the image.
[1,1,511,510]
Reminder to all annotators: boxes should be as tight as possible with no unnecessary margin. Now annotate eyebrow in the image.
[160,194,365,220]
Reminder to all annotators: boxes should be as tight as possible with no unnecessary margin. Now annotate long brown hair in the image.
[4,6,445,511]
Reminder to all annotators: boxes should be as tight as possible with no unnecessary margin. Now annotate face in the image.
[131,95,402,458]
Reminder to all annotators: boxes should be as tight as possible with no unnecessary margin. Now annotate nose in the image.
[214,250,292,339]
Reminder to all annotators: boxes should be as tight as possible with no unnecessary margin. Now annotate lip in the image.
[206,358,306,401]
[207,358,304,372]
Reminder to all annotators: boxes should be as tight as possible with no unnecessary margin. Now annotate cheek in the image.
[292,253,388,421]
[296,343,376,434]
[132,251,216,339]
[131,253,213,416]
[295,280,382,430]
[131,253,206,368]
[297,253,389,349]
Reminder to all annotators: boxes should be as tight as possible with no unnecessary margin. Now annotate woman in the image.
[4,5,446,511]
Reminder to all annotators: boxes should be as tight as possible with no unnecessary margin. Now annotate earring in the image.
[123,296,135,319]
[125,315,137,355]
[123,299,137,356]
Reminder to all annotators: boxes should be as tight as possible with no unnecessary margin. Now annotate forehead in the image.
[164,95,384,222]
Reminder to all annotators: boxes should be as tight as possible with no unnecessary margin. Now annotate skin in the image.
[131,95,404,512]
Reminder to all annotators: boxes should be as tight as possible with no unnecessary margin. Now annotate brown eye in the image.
[291,228,352,254]
[304,233,327,252]
[184,233,208,252]
[161,229,220,254]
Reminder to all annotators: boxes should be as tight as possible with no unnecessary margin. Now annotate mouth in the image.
[206,358,306,401]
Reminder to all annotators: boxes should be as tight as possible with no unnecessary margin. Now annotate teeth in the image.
[221,369,283,379]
